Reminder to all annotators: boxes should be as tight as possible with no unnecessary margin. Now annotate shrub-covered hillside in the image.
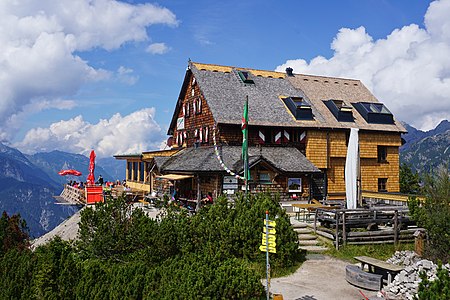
[0,193,303,299]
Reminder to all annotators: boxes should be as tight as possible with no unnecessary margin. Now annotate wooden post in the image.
[342,211,347,246]
[394,210,398,245]
[314,209,318,233]
[335,211,340,250]
[196,173,201,212]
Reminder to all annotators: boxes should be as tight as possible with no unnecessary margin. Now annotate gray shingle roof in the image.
[153,156,171,171]
[189,62,406,133]
[159,146,320,174]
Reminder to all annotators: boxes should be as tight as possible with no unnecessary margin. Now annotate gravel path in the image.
[270,254,379,300]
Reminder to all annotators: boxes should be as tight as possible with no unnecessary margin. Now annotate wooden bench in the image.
[354,256,403,285]
[346,265,383,291]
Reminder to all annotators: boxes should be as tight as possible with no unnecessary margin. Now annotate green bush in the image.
[0,193,302,299]
[415,263,450,300]
[408,165,450,263]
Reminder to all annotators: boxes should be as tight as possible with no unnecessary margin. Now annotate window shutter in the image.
[299,131,306,142]
[258,130,265,144]
[193,100,197,114]
[182,104,186,116]
[186,102,190,117]
[283,130,290,143]
[194,129,198,138]
[197,98,202,113]
[275,131,282,144]
[199,127,203,142]
[204,127,209,142]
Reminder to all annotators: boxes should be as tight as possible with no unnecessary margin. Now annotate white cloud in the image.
[146,42,170,54]
[0,0,178,140]
[116,66,139,85]
[14,108,164,158]
[276,0,450,131]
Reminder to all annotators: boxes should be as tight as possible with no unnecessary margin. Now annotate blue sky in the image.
[1,0,448,158]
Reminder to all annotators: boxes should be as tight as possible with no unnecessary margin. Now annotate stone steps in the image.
[290,217,329,253]
[294,228,311,234]
[299,245,328,252]
[298,240,320,246]
[297,234,317,240]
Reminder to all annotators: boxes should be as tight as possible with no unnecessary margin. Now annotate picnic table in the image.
[292,203,335,222]
[354,256,403,285]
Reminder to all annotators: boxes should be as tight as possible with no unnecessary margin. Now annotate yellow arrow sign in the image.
[264,219,276,227]
[259,245,276,253]
[261,233,276,242]
[261,240,277,248]
[262,227,276,235]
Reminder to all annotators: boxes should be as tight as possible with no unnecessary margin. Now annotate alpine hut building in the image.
[114,61,406,204]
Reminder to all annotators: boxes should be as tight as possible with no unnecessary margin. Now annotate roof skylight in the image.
[324,99,354,122]
[353,102,394,124]
[283,97,314,120]
[237,70,254,84]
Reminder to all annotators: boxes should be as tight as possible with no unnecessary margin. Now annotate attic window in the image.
[324,99,354,122]
[237,70,254,84]
[352,102,395,124]
[283,97,314,120]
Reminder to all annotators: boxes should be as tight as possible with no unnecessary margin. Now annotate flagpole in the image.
[242,96,249,197]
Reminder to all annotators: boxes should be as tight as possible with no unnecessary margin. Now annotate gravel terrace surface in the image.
[270,254,379,300]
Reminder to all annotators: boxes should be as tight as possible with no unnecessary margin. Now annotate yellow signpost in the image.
[261,211,276,300]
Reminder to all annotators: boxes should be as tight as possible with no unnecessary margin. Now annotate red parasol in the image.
[86,150,96,185]
[58,169,82,176]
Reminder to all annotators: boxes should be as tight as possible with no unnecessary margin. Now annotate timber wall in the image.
[173,73,215,148]
[305,130,401,194]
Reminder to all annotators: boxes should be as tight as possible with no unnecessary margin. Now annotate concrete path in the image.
[270,254,379,300]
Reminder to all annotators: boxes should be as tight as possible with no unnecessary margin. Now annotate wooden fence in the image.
[312,207,424,249]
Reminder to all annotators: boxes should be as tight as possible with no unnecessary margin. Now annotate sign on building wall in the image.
[288,178,302,192]
[223,175,238,194]
[176,117,185,130]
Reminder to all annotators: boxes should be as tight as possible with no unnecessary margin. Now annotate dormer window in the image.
[353,102,394,124]
[324,99,354,122]
[237,70,254,84]
[283,97,314,120]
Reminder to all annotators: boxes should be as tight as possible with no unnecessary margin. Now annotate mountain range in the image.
[0,144,124,237]
[400,120,450,173]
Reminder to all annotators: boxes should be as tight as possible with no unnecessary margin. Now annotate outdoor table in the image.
[354,256,403,285]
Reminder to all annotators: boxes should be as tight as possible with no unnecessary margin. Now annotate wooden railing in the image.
[59,184,86,204]
[312,207,424,250]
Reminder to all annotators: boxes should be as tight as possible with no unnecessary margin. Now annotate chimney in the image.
[286,67,294,77]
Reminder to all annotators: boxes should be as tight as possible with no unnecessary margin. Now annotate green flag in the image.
[241,97,250,186]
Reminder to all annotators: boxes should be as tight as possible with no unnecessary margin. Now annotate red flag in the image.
[87,150,96,185]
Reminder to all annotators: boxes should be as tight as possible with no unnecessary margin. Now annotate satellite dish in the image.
[167,136,173,147]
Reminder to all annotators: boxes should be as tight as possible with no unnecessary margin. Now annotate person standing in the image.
[97,175,104,186]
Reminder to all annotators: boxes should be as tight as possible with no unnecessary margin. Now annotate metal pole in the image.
[265,210,270,300]
[394,210,398,245]
[335,211,340,250]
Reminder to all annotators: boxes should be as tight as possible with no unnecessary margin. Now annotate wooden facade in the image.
[116,61,405,201]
